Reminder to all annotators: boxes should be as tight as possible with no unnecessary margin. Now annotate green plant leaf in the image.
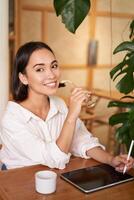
[115,124,130,143]
[53,0,90,33]
[109,20,134,153]
[110,54,134,94]
[54,0,68,16]
[116,72,134,94]
[110,60,127,79]
[129,123,134,139]
[108,101,134,109]
[113,67,128,81]
[113,41,134,54]
[120,95,134,100]
[110,51,134,80]
[130,20,134,39]
[109,112,129,125]
[128,109,134,122]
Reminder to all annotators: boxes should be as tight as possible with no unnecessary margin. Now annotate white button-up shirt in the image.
[0,96,104,169]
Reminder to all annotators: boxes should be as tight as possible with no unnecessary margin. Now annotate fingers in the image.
[71,87,92,104]
[114,155,134,173]
[72,87,91,96]
[120,155,134,167]
[115,166,124,172]
[67,88,92,118]
[124,157,134,171]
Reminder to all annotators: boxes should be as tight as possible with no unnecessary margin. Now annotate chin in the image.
[46,88,57,96]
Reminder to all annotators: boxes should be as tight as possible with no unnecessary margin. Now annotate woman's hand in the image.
[67,87,91,119]
[110,154,134,173]
[57,87,91,153]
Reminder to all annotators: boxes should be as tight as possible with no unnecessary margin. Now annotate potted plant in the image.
[108,20,134,155]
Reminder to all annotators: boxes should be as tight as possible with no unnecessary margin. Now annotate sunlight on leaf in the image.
[54,0,91,33]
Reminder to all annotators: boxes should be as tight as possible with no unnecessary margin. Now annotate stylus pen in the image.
[123,140,134,174]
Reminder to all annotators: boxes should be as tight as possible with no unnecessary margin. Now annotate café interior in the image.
[1,0,134,153]
[0,0,134,199]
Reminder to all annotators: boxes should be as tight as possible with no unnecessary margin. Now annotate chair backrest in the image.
[0,144,7,170]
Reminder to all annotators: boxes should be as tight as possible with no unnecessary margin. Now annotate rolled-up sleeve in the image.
[44,141,71,169]
[1,119,71,169]
[70,119,105,159]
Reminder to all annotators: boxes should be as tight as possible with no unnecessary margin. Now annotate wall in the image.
[0,0,9,119]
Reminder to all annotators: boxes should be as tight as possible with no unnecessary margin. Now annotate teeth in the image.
[45,82,56,87]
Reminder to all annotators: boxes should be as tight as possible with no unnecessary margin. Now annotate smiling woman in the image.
[0,41,133,172]
[18,48,60,99]
[12,41,59,102]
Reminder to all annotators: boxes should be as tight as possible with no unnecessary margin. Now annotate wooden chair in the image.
[0,144,7,170]
[79,111,96,131]
[81,98,117,155]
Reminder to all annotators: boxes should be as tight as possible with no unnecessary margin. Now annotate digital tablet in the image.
[60,164,134,193]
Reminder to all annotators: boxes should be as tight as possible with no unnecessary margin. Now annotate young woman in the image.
[0,41,133,170]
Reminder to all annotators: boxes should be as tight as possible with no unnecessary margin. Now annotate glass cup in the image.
[59,80,98,108]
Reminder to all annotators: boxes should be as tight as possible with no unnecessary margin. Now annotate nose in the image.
[46,68,56,79]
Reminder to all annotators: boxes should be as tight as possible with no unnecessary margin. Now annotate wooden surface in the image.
[0,157,134,200]
[93,89,134,102]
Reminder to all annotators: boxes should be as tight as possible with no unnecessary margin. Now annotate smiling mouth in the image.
[44,81,57,88]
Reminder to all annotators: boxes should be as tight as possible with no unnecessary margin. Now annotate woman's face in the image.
[19,48,61,97]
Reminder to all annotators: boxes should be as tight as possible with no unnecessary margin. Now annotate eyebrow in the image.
[33,60,58,68]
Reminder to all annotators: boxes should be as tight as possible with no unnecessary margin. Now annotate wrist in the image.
[107,155,114,166]
[66,113,78,123]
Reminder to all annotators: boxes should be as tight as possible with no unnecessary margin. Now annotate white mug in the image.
[35,170,57,194]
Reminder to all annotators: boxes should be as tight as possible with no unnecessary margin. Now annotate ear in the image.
[19,72,28,85]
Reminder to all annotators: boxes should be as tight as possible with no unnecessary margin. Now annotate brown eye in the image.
[52,64,58,69]
[36,68,44,72]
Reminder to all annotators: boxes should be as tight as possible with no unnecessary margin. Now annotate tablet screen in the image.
[60,164,134,193]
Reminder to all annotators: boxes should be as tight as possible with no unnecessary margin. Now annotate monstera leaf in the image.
[130,20,134,39]
[110,20,134,95]
[109,20,134,154]
[110,53,134,94]
[54,0,91,33]
[116,71,134,94]
[108,102,134,154]
[113,41,134,54]
[108,101,134,109]
[109,112,129,126]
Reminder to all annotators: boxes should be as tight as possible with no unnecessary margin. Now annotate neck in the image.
[20,94,50,120]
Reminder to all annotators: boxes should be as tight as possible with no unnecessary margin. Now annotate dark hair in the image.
[11,41,54,102]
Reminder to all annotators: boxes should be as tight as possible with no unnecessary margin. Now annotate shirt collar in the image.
[7,101,40,122]
[7,96,66,123]
[46,96,66,121]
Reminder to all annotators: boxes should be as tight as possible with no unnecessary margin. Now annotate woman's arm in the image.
[86,147,134,172]
[86,147,113,165]
[56,87,90,153]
